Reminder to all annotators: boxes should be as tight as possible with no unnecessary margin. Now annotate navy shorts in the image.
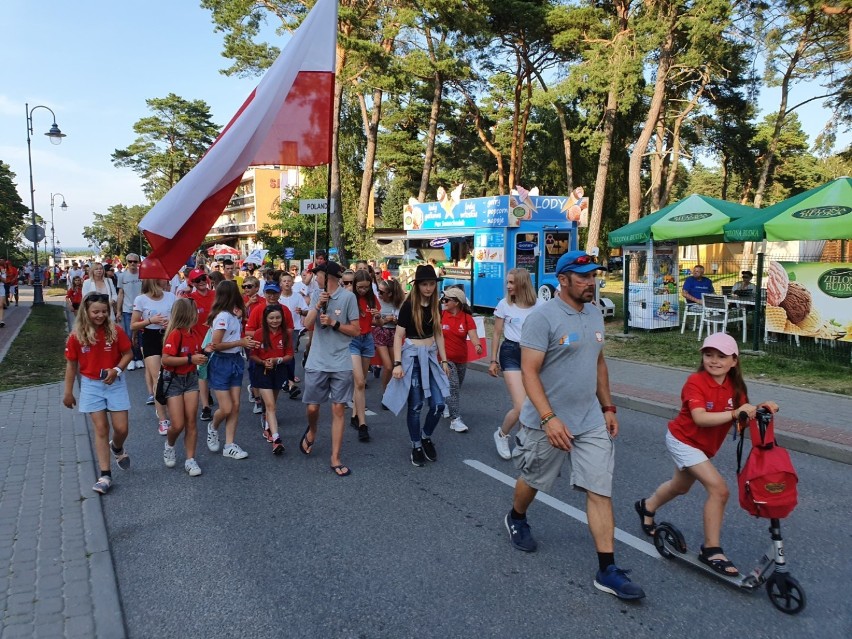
[208,352,245,391]
[253,363,288,390]
[499,339,521,371]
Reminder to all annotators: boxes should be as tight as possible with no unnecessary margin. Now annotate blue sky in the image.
[0,0,847,249]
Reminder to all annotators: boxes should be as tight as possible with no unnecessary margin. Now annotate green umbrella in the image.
[723,177,852,242]
[608,194,754,247]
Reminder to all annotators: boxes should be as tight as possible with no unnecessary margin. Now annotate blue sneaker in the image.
[594,565,646,600]
[504,513,537,552]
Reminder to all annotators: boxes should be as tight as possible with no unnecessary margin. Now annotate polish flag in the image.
[138,0,337,279]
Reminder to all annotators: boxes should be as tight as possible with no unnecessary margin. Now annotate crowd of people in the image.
[59,247,780,601]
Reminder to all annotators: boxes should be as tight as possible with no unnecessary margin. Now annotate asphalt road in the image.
[103,364,852,639]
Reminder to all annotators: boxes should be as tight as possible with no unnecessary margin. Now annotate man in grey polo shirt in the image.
[115,253,143,370]
[504,250,645,601]
[300,261,360,477]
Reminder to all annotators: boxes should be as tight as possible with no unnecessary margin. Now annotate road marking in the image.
[464,459,659,559]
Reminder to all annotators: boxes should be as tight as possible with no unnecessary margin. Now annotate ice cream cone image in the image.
[766,262,789,307]
[779,282,811,324]
[795,308,823,334]
[765,305,788,333]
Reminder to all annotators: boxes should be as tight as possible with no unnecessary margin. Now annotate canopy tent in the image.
[608,194,755,248]
[723,177,852,242]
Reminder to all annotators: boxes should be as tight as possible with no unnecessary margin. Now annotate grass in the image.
[0,305,68,391]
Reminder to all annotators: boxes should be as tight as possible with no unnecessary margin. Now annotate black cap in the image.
[312,261,344,279]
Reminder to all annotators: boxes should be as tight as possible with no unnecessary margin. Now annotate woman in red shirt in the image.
[348,270,379,442]
[249,304,293,454]
[440,286,481,433]
[160,298,209,476]
[65,276,84,332]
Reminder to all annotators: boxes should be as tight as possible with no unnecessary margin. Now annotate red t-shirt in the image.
[357,296,374,335]
[252,328,293,361]
[6,266,18,282]
[244,294,263,322]
[65,326,132,380]
[246,300,293,336]
[668,370,744,457]
[162,328,203,374]
[189,289,215,338]
[441,310,476,364]
[66,287,83,308]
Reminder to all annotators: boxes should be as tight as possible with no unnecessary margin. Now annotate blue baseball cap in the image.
[264,282,281,294]
[556,251,607,275]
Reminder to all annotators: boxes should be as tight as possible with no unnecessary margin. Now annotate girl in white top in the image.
[82,263,118,315]
[488,268,544,460]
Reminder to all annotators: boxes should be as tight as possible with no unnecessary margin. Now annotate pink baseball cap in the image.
[700,332,738,356]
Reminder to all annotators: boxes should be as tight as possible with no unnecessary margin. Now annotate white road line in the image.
[463,459,659,559]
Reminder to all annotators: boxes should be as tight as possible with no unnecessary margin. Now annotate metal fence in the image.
[620,252,851,365]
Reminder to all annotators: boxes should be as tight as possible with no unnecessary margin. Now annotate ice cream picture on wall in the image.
[765,261,849,340]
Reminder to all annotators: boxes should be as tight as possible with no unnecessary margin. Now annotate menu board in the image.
[543,232,571,273]
[515,233,538,277]
[474,232,505,263]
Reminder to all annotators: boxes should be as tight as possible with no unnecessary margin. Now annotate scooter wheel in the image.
[766,573,806,615]
[653,522,687,558]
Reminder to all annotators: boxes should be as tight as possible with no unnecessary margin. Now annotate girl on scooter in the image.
[634,332,778,576]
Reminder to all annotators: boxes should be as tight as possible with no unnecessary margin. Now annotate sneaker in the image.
[158,419,170,436]
[247,383,253,400]
[252,399,264,414]
[350,415,358,429]
[411,446,426,467]
[110,440,130,470]
[135,359,144,370]
[357,424,370,442]
[222,443,248,460]
[442,405,450,418]
[200,406,213,421]
[126,361,136,371]
[450,417,469,433]
[163,443,177,468]
[272,439,285,455]
[594,565,646,600]
[288,386,301,400]
[494,429,512,460]
[206,424,220,452]
[262,427,273,443]
[93,476,113,494]
[505,513,537,552]
[184,458,202,476]
[421,437,437,462]
[146,394,155,405]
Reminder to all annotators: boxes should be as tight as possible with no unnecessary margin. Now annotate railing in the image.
[225,194,255,209]
[206,222,257,237]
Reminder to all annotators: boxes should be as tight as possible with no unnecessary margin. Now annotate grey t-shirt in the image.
[519,297,605,436]
[116,270,142,313]
[304,287,359,372]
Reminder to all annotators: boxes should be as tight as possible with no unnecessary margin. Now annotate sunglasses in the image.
[569,254,596,266]
[242,284,256,289]
[341,280,354,286]
[193,277,208,284]
[85,293,110,303]
[126,260,139,264]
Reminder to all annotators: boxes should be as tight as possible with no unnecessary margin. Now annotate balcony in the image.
[224,194,255,210]
[206,222,257,239]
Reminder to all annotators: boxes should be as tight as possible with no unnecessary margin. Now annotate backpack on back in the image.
[736,412,798,519]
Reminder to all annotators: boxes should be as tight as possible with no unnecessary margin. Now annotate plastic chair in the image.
[680,300,703,334]
[698,294,747,342]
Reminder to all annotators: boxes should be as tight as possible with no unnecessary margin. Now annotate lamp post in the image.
[50,193,68,269]
[26,103,66,305]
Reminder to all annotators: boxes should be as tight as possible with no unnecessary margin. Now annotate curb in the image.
[0,305,31,364]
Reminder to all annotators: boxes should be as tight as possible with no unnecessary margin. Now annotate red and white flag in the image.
[139,0,337,279]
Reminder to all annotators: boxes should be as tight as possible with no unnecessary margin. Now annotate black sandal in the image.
[698,545,739,576]
[634,499,656,536]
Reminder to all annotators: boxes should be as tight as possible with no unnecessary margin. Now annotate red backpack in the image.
[736,410,798,519]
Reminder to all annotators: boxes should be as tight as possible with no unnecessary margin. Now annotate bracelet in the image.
[393,360,402,367]
[491,360,498,363]
[539,412,556,427]
[332,320,340,331]
[187,355,192,365]
[601,405,617,414]
[440,360,448,365]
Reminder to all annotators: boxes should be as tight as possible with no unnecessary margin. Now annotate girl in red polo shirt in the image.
[249,304,293,454]
[160,298,209,476]
[349,269,379,442]
[634,333,778,576]
[440,286,481,433]
[63,293,133,495]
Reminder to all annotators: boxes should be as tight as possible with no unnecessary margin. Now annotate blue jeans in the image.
[406,359,445,445]
[122,312,143,361]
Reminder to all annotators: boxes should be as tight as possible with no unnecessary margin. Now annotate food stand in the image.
[403,194,580,309]
[622,241,680,330]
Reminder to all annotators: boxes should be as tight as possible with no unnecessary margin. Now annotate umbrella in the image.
[207,244,241,257]
[723,177,852,242]
[608,194,755,247]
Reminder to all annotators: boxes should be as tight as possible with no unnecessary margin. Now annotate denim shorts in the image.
[207,352,245,391]
[162,370,200,399]
[349,332,376,358]
[78,375,131,413]
[499,339,521,371]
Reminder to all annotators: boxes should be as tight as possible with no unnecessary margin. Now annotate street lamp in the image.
[26,102,66,305]
[50,192,68,270]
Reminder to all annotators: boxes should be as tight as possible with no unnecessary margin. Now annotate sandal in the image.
[699,545,739,576]
[330,464,351,477]
[634,499,656,537]
[299,426,315,455]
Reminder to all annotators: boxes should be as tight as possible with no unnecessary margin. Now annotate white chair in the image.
[698,294,747,342]
[680,301,703,334]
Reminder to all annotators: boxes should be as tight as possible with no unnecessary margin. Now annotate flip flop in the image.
[330,464,351,477]
[299,427,315,455]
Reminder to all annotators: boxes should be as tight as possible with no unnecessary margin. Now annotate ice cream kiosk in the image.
[622,241,680,330]
[404,191,582,309]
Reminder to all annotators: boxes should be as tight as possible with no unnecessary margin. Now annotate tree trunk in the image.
[649,120,666,212]
[585,87,618,253]
[554,102,573,192]
[418,72,443,202]
[661,80,704,206]
[357,87,382,232]
[508,52,523,190]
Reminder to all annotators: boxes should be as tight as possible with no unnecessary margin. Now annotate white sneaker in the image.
[184,458,202,476]
[158,419,170,436]
[494,428,512,460]
[247,383,253,400]
[135,359,144,370]
[222,443,248,459]
[206,424,220,452]
[443,405,450,418]
[163,443,176,468]
[126,361,136,371]
[450,417,469,433]
[252,400,264,415]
